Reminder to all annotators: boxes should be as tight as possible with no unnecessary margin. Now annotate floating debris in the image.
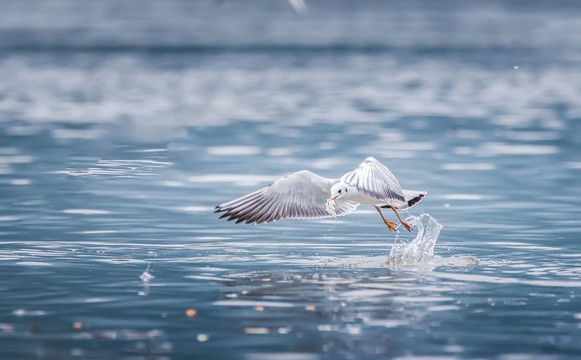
[186,309,197,317]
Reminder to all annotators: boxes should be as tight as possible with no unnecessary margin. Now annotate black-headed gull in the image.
[215,157,426,231]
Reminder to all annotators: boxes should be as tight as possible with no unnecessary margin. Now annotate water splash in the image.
[341,213,477,270]
[139,263,155,282]
[325,199,338,231]
[387,213,443,267]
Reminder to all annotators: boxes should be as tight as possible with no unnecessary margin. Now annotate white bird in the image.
[215,157,426,231]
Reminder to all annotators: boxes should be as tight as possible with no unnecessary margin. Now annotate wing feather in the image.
[216,170,359,224]
[341,157,405,202]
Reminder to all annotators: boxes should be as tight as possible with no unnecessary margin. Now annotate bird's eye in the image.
[345,188,348,192]
[338,190,342,194]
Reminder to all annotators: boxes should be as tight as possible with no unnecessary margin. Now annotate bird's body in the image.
[215,157,426,231]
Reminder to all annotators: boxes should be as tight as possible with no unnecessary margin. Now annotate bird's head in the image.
[329,182,350,201]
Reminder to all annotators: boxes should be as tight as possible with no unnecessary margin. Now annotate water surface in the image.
[1,1,581,359]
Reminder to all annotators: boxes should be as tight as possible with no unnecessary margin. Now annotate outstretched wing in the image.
[341,157,405,202]
[215,170,359,224]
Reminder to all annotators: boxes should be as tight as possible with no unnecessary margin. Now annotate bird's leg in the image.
[391,207,412,232]
[374,206,396,231]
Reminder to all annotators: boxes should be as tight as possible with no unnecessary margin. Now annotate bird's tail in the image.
[402,189,426,208]
[380,189,426,210]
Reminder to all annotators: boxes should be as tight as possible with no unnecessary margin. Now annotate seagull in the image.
[215,157,426,231]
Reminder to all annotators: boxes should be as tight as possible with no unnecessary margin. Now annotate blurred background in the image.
[1,0,581,359]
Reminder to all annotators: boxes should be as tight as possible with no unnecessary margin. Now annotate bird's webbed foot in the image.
[384,220,396,231]
[401,221,413,232]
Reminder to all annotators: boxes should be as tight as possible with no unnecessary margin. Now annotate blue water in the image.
[1,0,581,359]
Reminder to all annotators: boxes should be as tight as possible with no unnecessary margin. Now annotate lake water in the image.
[1,0,581,359]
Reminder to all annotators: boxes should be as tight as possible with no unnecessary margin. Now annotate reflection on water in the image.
[2,0,581,359]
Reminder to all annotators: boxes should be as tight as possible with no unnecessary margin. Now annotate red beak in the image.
[329,196,337,201]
